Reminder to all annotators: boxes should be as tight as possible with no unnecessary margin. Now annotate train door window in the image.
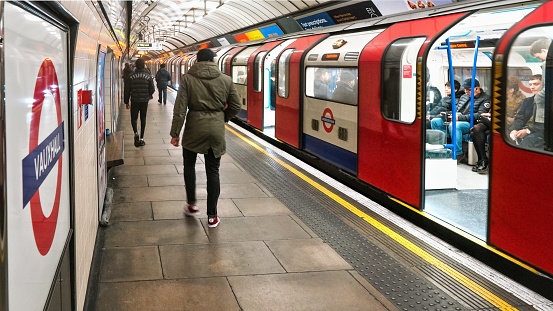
[505,26,553,152]
[254,51,267,92]
[232,65,247,85]
[277,48,294,98]
[382,37,426,123]
[305,67,358,105]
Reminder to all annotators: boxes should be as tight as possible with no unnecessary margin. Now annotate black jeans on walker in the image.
[182,148,221,216]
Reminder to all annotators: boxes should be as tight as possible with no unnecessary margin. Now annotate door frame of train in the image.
[358,13,466,208]
[274,34,328,148]
[488,1,553,276]
[247,41,283,130]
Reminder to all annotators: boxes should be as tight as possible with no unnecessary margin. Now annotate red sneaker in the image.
[184,204,199,217]
[207,216,220,228]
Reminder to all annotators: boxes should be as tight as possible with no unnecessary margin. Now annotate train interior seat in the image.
[425,129,457,190]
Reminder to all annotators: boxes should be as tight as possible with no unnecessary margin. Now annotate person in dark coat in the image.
[122,63,133,104]
[426,80,462,129]
[431,78,491,163]
[170,48,241,228]
[509,74,544,149]
[313,68,331,99]
[124,58,155,147]
[331,71,356,104]
[155,63,171,104]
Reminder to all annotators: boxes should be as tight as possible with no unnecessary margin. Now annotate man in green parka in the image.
[170,48,241,228]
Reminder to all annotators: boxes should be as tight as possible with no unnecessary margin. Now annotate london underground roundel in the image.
[321,108,336,133]
[22,59,65,256]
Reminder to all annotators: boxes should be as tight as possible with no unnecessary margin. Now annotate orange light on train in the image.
[332,39,347,49]
[322,53,340,61]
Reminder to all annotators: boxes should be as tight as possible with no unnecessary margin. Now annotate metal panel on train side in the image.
[489,1,553,276]
[5,3,71,309]
[358,13,465,208]
[247,41,283,130]
[275,34,327,148]
[302,31,382,174]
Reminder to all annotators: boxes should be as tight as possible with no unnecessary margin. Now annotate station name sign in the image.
[137,42,162,51]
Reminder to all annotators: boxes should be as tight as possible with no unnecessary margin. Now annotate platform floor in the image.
[89,89,552,310]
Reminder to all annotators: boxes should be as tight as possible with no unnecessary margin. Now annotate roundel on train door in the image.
[22,58,65,256]
[321,108,336,133]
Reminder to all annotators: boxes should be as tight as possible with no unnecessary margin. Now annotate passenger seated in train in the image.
[431,78,491,164]
[508,74,544,149]
[236,71,246,84]
[505,76,526,128]
[313,68,331,99]
[331,71,357,105]
[426,80,462,129]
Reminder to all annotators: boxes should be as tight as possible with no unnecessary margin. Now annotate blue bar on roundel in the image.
[22,122,65,208]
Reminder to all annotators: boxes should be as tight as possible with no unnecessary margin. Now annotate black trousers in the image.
[182,148,221,216]
[130,101,148,138]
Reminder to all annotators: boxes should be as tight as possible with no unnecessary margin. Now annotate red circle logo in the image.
[29,59,63,256]
[322,108,335,133]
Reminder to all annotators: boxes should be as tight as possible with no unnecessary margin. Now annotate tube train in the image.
[149,0,553,286]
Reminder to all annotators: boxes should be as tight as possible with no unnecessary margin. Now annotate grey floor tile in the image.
[112,164,177,176]
[122,156,145,166]
[124,149,171,158]
[97,278,240,311]
[112,185,186,203]
[233,198,291,216]
[108,174,148,188]
[110,201,153,222]
[228,271,388,311]
[152,199,242,220]
[144,156,184,165]
[104,219,208,247]
[266,238,352,272]
[203,215,311,242]
[100,246,162,282]
[148,175,184,187]
[159,241,285,279]
[218,183,270,199]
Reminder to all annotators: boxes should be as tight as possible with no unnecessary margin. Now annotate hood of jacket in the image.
[188,61,220,80]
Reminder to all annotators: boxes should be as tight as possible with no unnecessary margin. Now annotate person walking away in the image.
[155,63,171,104]
[124,58,155,147]
[170,48,241,228]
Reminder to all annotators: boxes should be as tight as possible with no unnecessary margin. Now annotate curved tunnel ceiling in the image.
[126,0,330,57]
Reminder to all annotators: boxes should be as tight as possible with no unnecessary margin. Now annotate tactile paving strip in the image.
[226,133,469,311]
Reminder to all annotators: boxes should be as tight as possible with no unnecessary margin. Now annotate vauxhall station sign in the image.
[137,42,162,51]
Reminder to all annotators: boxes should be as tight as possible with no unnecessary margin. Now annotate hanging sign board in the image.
[137,42,162,51]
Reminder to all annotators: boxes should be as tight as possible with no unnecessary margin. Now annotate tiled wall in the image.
[60,1,122,310]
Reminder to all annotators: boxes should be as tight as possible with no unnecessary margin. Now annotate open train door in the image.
[489,1,553,276]
[358,14,464,208]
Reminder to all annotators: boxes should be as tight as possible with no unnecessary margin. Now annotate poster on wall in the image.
[5,3,70,310]
[97,49,107,219]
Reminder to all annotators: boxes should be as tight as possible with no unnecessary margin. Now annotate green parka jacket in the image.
[170,61,241,157]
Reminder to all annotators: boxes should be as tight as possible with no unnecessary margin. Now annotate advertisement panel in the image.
[5,3,70,310]
[297,12,336,30]
[258,25,284,38]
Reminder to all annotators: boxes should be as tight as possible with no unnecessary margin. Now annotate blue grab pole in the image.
[470,36,480,130]
[438,38,457,160]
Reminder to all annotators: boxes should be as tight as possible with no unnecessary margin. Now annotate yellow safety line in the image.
[227,125,519,311]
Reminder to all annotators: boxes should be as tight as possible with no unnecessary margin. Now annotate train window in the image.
[232,65,247,85]
[505,26,553,152]
[382,37,425,123]
[305,67,358,105]
[254,51,267,92]
[277,48,294,98]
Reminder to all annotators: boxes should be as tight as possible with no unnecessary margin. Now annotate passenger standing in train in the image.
[170,48,241,228]
[528,38,551,135]
[314,68,331,99]
[124,58,155,147]
[431,78,491,164]
[155,63,171,105]
[331,71,356,104]
[426,80,462,129]
[505,76,526,128]
[509,74,543,149]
